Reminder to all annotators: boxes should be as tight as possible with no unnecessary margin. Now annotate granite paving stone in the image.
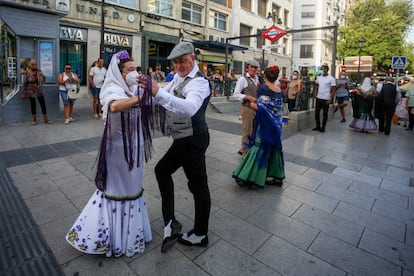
[281,185,339,213]
[247,206,319,250]
[254,235,346,276]
[210,187,262,219]
[283,172,322,191]
[320,156,363,171]
[333,202,406,242]
[292,205,364,245]
[359,229,414,271]
[62,254,136,276]
[195,240,278,276]
[371,199,414,226]
[284,161,309,175]
[332,167,382,187]
[302,167,353,190]
[243,192,302,217]
[381,179,414,197]
[309,232,401,276]
[128,247,209,276]
[349,180,409,209]
[209,209,271,255]
[25,189,79,226]
[316,182,375,210]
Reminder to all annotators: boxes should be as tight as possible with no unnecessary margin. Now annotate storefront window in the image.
[60,41,87,85]
[0,20,17,103]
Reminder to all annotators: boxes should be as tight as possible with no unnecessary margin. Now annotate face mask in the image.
[292,75,298,80]
[126,70,139,86]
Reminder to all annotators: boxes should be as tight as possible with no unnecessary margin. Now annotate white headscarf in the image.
[360,77,372,92]
[99,51,134,119]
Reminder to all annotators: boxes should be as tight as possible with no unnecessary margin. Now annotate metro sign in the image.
[261,25,286,42]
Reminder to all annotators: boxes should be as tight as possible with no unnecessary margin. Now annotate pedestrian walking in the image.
[58,63,79,124]
[333,70,350,123]
[88,58,107,119]
[312,65,336,133]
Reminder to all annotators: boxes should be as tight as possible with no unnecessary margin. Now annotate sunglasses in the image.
[65,67,71,70]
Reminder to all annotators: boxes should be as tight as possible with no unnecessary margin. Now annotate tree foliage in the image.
[337,0,414,73]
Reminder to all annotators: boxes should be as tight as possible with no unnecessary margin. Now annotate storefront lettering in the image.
[104,33,130,46]
[60,27,87,42]
[76,4,120,20]
[20,0,49,7]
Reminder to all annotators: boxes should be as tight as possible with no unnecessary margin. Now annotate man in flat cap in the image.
[149,41,211,252]
[233,60,261,156]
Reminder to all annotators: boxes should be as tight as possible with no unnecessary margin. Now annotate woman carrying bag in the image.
[21,59,53,125]
[58,63,79,124]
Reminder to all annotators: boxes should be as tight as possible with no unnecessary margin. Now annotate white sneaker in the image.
[69,117,74,122]
[64,119,70,124]
[94,113,99,119]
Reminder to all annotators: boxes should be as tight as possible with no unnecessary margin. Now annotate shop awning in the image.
[344,56,374,73]
[197,49,232,64]
[192,41,248,52]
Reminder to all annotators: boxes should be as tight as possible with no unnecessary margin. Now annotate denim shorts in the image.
[59,89,75,105]
[91,87,101,98]
[336,95,349,104]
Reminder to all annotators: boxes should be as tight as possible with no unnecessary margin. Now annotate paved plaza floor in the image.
[0,97,413,276]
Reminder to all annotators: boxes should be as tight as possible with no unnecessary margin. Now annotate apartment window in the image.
[182,2,202,24]
[301,11,315,18]
[283,9,289,26]
[272,5,280,19]
[241,0,251,10]
[240,24,251,46]
[210,11,227,31]
[211,0,226,5]
[258,0,266,17]
[147,0,173,16]
[300,45,313,58]
[107,0,136,8]
[282,38,288,55]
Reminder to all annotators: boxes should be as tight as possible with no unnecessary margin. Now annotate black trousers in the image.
[29,96,47,115]
[408,107,414,130]
[378,105,395,134]
[315,98,329,128]
[155,132,210,235]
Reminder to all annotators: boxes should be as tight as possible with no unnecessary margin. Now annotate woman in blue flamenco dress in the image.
[66,51,159,257]
[232,66,285,188]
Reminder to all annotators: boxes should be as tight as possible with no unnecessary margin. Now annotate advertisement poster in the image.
[39,41,54,82]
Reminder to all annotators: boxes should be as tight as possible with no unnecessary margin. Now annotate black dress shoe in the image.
[312,127,320,131]
[319,127,325,133]
[178,230,209,247]
[266,179,283,187]
[161,219,182,253]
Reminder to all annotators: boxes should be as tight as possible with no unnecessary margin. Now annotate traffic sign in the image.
[261,25,286,42]
[392,56,407,69]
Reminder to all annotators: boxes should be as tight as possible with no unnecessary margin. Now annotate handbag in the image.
[66,83,78,100]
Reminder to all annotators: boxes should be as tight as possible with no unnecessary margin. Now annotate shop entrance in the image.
[59,42,87,85]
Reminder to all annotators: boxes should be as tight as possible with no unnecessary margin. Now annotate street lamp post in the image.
[100,0,105,59]
[357,38,365,84]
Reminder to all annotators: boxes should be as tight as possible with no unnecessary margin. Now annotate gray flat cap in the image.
[246,60,260,68]
[385,76,394,82]
[167,41,194,60]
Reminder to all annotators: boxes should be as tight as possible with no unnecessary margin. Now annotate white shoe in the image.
[94,113,99,119]
[64,119,70,124]
[178,230,208,247]
[69,117,74,122]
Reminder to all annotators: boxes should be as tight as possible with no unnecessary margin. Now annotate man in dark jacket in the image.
[378,76,398,135]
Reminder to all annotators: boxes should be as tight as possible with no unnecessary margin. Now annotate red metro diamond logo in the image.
[261,25,286,42]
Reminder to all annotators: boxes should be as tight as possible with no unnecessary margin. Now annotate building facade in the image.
[291,0,348,78]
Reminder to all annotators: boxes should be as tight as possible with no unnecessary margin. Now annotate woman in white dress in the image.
[66,50,155,257]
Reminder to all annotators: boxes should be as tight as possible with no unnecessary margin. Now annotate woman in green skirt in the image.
[232,66,285,188]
